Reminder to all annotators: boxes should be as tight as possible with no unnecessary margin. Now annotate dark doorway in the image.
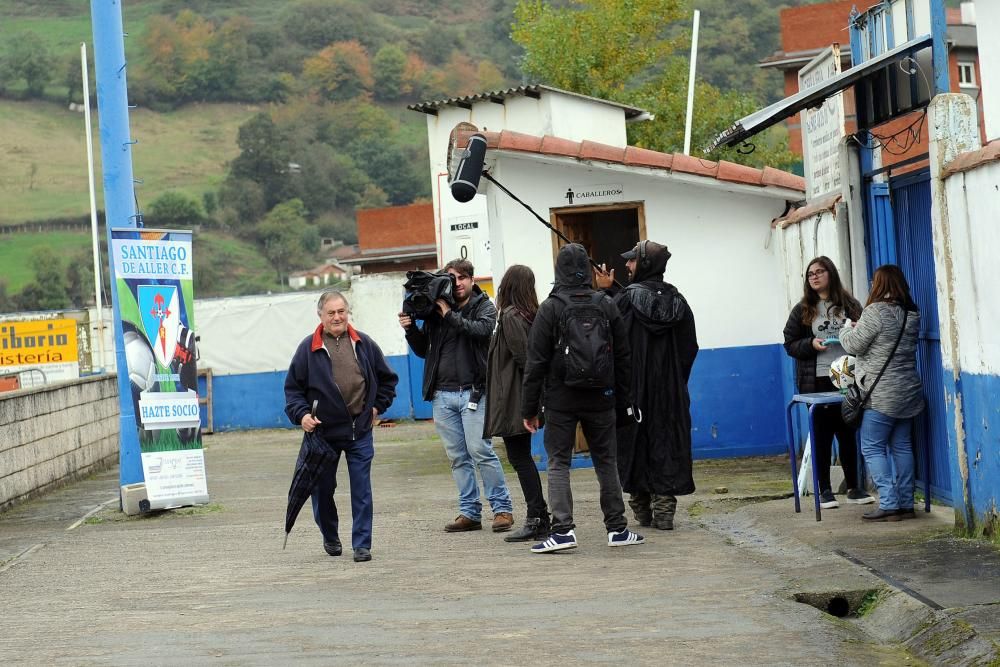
[549,202,645,453]
[551,203,645,284]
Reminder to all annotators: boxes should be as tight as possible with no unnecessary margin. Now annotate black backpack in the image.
[552,291,614,388]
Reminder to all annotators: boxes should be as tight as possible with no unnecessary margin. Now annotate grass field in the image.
[0,230,93,293]
[0,99,258,225]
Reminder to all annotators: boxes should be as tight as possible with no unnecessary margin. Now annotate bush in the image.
[148,192,204,227]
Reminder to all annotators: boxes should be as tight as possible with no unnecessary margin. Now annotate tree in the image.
[3,31,53,97]
[513,0,685,99]
[373,45,407,100]
[65,249,95,309]
[63,50,94,105]
[148,192,204,227]
[141,10,214,102]
[254,199,317,282]
[281,0,383,52]
[17,247,69,311]
[441,52,479,98]
[476,60,507,92]
[348,138,428,205]
[290,145,369,213]
[219,177,267,226]
[227,113,293,210]
[511,0,795,169]
[316,212,359,244]
[357,183,389,210]
[302,41,374,101]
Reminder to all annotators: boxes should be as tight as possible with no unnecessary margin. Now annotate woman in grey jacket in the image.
[841,265,924,522]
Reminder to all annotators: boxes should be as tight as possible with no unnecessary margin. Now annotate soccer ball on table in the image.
[829,354,857,389]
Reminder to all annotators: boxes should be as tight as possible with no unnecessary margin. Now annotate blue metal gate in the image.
[888,170,951,502]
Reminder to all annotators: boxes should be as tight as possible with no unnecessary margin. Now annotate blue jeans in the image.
[433,389,513,521]
[311,431,375,549]
[859,409,915,511]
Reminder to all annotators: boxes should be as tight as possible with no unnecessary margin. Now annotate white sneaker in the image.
[608,528,644,547]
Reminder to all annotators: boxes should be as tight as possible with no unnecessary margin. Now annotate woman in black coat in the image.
[782,256,872,509]
[484,265,550,542]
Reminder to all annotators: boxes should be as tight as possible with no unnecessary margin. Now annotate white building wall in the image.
[976,0,1000,141]
[421,89,634,279]
[546,94,628,146]
[775,206,855,314]
[941,161,1000,376]
[486,154,797,349]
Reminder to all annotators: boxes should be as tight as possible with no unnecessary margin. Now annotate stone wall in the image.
[0,375,119,511]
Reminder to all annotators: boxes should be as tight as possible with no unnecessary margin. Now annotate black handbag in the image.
[841,308,909,426]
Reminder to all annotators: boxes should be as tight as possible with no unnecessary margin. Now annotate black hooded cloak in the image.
[613,243,699,496]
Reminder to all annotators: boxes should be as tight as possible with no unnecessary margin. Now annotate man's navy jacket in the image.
[284,324,398,442]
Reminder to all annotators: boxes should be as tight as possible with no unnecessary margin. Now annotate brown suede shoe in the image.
[491,512,514,533]
[445,515,482,532]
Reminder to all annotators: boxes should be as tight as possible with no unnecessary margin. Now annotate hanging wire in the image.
[849,56,933,156]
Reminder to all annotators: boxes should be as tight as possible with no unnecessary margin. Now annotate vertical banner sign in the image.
[111,228,209,509]
[799,45,846,201]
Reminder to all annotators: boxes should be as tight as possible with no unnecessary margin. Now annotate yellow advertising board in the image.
[0,319,80,384]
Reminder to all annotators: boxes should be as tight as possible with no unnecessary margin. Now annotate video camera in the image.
[402,270,456,319]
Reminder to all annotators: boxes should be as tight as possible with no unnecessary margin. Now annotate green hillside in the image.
[0,230,92,294]
[0,99,257,224]
[3,0,855,308]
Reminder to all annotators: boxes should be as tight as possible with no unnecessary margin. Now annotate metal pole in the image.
[929,0,951,95]
[81,42,107,373]
[90,0,143,489]
[683,10,701,156]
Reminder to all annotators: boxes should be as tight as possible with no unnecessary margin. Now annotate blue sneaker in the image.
[608,528,644,547]
[531,530,578,553]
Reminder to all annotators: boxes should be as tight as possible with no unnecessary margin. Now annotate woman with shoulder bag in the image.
[782,256,874,509]
[841,265,924,522]
[484,265,550,541]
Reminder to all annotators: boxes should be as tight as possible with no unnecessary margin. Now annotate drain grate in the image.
[835,549,945,610]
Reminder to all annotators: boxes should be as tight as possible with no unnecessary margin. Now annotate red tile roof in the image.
[456,129,806,194]
[772,194,842,228]
[941,139,1000,180]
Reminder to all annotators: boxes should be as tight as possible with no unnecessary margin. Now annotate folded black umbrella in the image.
[283,401,336,549]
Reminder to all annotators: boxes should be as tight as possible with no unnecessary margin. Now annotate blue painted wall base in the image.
[201,344,792,469]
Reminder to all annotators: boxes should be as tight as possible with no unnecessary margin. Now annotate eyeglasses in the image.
[807,268,828,279]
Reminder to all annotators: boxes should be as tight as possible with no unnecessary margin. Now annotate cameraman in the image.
[398,259,514,533]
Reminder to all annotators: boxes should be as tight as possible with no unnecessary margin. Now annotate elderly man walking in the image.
[285,290,398,562]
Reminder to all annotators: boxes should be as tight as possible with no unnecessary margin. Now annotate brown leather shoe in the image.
[492,512,514,532]
[445,515,482,532]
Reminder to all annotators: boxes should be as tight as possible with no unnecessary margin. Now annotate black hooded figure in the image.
[602,240,699,531]
[521,243,642,551]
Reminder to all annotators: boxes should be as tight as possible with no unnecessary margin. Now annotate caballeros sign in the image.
[563,184,624,205]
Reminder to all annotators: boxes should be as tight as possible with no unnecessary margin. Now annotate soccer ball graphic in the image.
[829,354,857,389]
[124,330,157,393]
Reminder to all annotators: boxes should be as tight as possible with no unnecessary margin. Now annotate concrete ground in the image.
[1,422,997,666]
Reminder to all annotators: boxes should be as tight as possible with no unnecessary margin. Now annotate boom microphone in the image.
[450,133,487,203]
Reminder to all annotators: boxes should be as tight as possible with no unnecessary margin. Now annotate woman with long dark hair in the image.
[841,265,924,521]
[782,256,873,508]
[484,264,550,541]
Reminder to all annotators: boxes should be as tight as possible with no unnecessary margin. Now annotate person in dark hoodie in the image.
[284,290,398,562]
[596,240,698,531]
[522,243,642,553]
